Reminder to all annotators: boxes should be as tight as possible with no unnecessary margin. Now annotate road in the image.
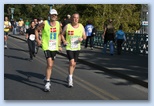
[4,36,148,100]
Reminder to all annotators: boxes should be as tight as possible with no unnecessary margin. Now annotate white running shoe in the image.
[44,82,51,92]
[68,79,73,87]
[4,45,7,49]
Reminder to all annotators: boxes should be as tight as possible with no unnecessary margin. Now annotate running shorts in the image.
[4,31,9,36]
[66,50,80,62]
[44,50,57,60]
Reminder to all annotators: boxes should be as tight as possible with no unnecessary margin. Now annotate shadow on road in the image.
[9,47,29,52]
[4,70,69,91]
[4,54,29,61]
[4,73,44,91]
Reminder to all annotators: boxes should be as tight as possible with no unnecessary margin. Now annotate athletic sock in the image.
[69,75,73,80]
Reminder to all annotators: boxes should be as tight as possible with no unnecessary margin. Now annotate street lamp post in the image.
[10,8,15,20]
[49,4,54,11]
[48,4,54,20]
[140,4,148,34]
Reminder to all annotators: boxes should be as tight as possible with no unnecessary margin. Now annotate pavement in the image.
[8,33,148,88]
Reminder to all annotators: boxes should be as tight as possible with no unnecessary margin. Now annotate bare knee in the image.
[47,58,54,69]
[70,60,76,67]
[47,63,53,69]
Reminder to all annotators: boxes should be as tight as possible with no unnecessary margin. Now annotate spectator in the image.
[102,19,115,55]
[115,24,126,55]
[25,19,30,33]
[18,18,24,35]
[84,20,94,50]
[12,19,17,35]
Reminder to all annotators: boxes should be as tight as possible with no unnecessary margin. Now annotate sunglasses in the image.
[50,14,57,16]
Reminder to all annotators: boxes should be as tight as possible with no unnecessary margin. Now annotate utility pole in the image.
[48,4,54,20]
[140,4,148,34]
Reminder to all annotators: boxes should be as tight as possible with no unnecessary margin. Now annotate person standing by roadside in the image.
[12,19,17,35]
[84,20,94,50]
[35,9,62,92]
[61,13,86,87]
[26,21,36,61]
[4,16,11,49]
[115,24,126,55]
[102,19,115,55]
[18,18,24,35]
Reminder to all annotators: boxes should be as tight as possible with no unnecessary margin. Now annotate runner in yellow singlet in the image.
[4,16,11,49]
[61,13,86,87]
[35,9,62,92]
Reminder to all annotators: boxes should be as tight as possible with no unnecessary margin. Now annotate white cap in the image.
[50,9,58,15]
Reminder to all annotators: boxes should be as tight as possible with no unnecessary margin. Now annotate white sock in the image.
[69,75,73,80]
[46,79,50,82]
[44,77,50,82]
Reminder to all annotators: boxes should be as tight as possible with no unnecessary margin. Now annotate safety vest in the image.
[4,21,10,32]
[42,20,60,51]
[66,23,83,51]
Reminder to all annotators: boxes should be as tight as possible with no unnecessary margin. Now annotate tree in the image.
[4,4,143,32]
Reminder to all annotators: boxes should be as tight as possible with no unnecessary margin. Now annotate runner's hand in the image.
[58,47,62,53]
[37,40,42,46]
[78,37,83,42]
[63,41,68,45]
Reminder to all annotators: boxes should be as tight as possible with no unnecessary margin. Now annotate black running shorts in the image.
[66,50,80,62]
[4,31,9,36]
[44,50,57,60]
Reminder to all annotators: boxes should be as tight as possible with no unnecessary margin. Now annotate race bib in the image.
[71,37,79,49]
[29,34,35,41]
[48,40,57,50]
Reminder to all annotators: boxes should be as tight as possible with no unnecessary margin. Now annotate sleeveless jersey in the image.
[4,21,10,32]
[66,23,83,51]
[42,20,60,51]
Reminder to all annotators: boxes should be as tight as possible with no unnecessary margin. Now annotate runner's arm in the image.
[78,25,86,42]
[25,30,29,39]
[58,25,62,51]
[35,22,45,46]
[8,22,12,29]
[61,25,67,44]
[82,25,86,40]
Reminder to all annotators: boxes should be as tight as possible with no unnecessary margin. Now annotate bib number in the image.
[48,40,57,50]
[71,37,79,49]
[29,34,35,41]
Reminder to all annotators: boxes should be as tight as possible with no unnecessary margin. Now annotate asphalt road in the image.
[4,36,148,100]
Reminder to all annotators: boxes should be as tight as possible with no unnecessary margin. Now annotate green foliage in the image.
[4,4,142,32]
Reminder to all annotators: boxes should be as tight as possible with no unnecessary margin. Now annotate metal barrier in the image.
[83,31,148,55]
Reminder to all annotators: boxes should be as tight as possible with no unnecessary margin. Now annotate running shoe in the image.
[44,81,51,92]
[68,79,73,87]
[4,45,7,49]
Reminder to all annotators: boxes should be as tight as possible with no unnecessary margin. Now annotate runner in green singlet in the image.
[61,13,86,87]
[35,9,62,92]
